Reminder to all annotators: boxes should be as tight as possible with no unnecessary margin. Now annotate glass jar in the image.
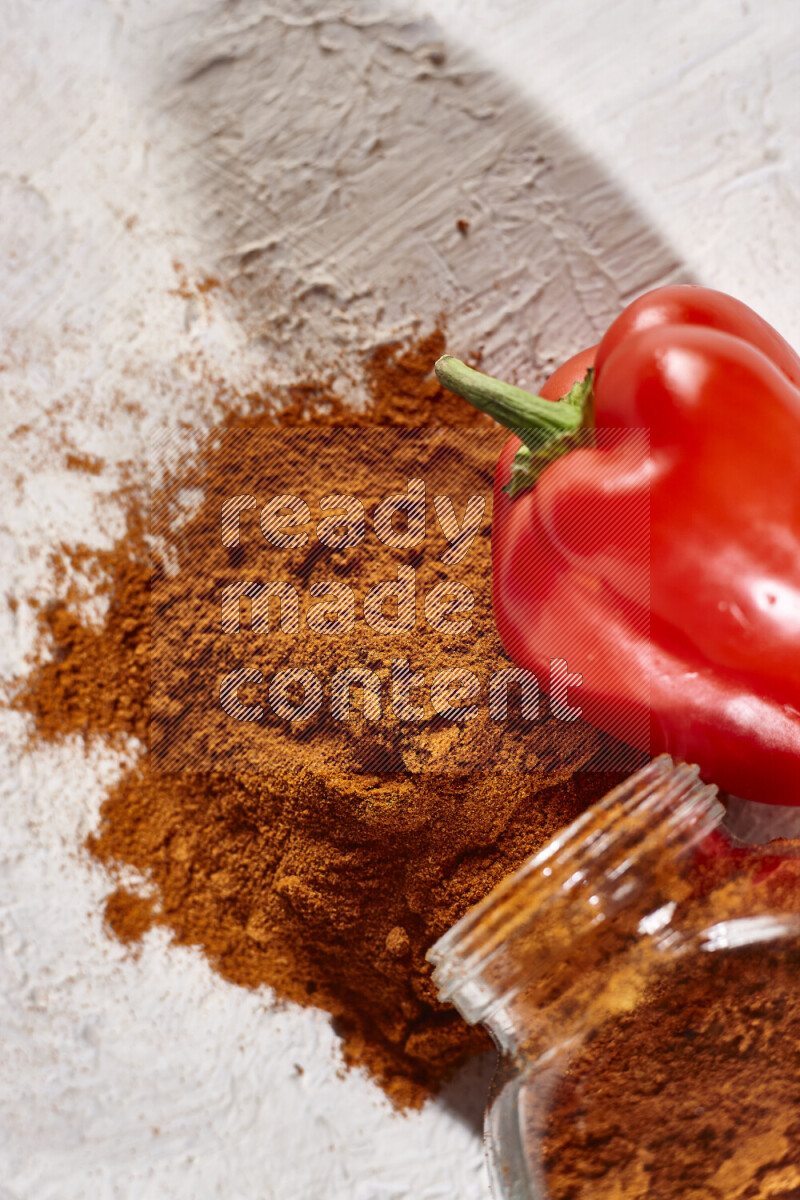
[428,756,800,1200]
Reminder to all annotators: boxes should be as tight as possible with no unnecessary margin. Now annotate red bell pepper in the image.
[435,286,800,806]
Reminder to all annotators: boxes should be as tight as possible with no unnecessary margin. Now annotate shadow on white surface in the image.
[437,1050,497,1138]
[146,0,690,384]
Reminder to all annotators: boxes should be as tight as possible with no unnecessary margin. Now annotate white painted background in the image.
[1,2,799,1197]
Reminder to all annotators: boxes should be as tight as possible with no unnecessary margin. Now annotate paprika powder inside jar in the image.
[428,757,800,1199]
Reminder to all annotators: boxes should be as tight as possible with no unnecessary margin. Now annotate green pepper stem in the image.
[434,355,583,446]
[434,355,595,497]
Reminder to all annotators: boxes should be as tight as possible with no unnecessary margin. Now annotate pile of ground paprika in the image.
[11,328,621,1107]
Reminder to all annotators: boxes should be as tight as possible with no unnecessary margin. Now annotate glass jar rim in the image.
[428,755,723,1023]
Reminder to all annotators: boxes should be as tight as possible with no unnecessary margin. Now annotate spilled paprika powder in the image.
[11,328,623,1107]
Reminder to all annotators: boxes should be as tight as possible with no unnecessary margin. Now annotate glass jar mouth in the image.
[428,755,723,1025]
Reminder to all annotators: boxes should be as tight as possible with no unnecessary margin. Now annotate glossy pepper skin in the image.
[436,286,800,806]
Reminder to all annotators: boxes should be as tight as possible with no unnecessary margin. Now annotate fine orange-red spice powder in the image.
[12,329,622,1107]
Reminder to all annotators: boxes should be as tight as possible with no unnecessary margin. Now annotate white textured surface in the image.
[2,2,800,1197]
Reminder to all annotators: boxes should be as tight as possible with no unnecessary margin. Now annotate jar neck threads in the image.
[428,756,723,1031]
